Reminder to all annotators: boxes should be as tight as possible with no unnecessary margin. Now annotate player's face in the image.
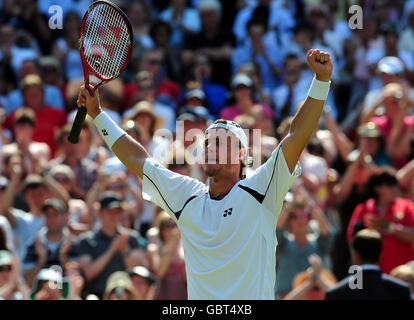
[203,128,241,177]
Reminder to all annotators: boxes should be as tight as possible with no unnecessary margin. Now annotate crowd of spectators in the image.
[1,0,414,300]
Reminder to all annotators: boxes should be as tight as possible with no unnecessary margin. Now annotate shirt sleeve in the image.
[142,158,207,222]
[76,237,92,257]
[240,144,301,216]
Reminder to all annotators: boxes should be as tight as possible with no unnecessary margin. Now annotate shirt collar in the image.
[360,264,381,271]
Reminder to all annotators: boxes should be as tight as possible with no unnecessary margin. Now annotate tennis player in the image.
[77,49,333,299]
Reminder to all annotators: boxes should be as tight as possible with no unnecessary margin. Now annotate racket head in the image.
[79,0,133,93]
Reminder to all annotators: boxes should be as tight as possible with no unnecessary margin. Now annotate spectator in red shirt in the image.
[365,82,414,169]
[4,75,67,156]
[123,49,180,111]
[220,73,273,121]
[347,170,414,274]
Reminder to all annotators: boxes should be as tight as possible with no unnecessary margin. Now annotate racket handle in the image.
[68,106,87,144]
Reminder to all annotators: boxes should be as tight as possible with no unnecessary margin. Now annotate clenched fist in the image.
[307,49,333,82]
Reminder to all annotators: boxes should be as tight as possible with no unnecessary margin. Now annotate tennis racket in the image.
[68,0,133,144]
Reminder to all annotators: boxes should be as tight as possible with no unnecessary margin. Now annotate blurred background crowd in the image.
[0,0,414,300]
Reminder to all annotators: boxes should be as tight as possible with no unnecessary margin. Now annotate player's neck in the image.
[208,175,240,200]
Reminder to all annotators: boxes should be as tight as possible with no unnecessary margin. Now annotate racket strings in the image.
[82,3,131,79]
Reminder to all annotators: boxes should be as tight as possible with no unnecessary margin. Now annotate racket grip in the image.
[68,106,87,144]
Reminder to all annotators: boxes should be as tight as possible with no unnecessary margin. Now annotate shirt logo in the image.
[101,129,108,136]
[223,208,233,217]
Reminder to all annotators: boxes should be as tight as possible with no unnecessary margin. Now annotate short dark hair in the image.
[366,170,399,199]
[352,229,383,264]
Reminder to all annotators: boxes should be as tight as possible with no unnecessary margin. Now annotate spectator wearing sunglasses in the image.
[0,249,29,300]
[347,170,414,274]
[275,198,335,299]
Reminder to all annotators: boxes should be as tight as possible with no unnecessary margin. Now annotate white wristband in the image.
[308,77,331,100]
[93,112,126,149]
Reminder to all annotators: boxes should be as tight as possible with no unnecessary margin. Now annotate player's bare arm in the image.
[281,49,333,173]
[77,86,150,179]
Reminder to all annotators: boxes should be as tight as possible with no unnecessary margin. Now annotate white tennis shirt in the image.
[142,144,301,299]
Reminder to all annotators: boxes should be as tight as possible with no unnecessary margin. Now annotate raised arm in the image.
[78,87,150,178]
[281,49,333,173]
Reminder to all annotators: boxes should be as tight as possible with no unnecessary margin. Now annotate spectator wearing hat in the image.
[326,229,412,300]
[76,192,147,299]
[3,74,67,156]
[129,265,159,300]
[0,250,29,300]
[85,170,143,236]
[347,122,391,167]
[362,82,414,169]
[22,198,75,287]
[361,56,414,122]
[125,71,175,131]
[103,271,139,300]
[184,87,206,109]
[38,56,65,100]
[2,108,50,175]
[49,164,82,200]
[347,171,414,274]
[177,106,210,146]
[365,23,414,91]
[30,268,70,300]
[124,101,170,166]
[4,58,64,115]
[220,73,273,122]
[183,0,234,87]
